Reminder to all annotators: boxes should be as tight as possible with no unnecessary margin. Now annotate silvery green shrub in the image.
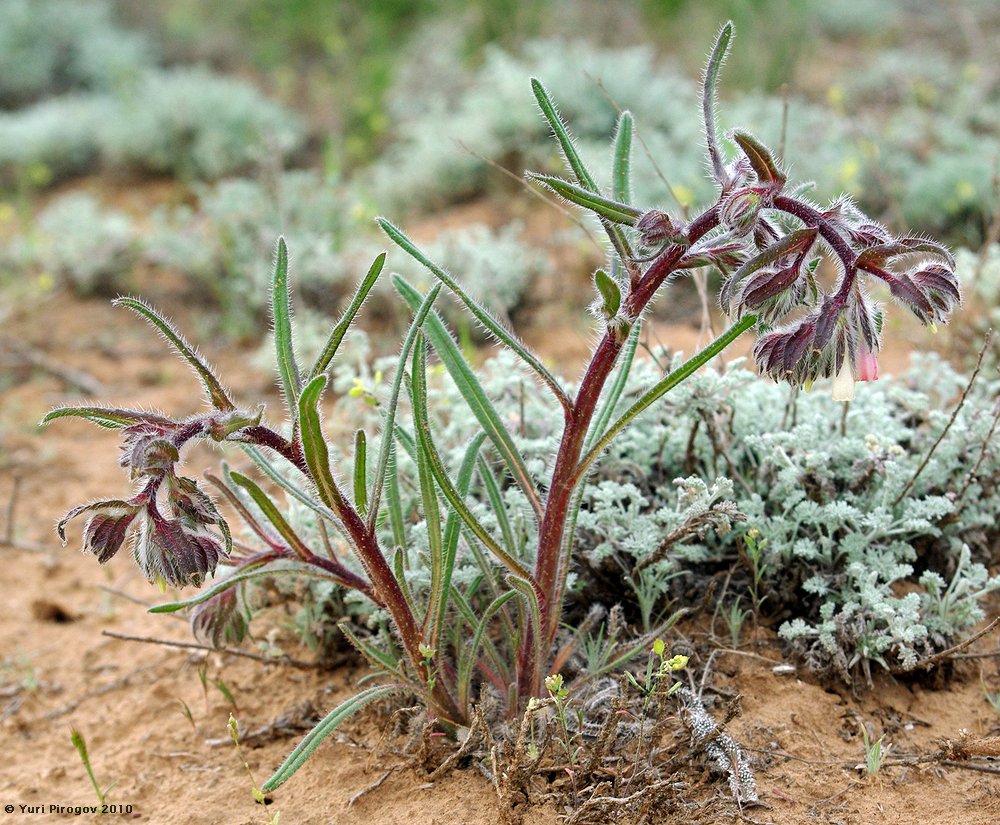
[0,0,153,105]
[31,193,137,295]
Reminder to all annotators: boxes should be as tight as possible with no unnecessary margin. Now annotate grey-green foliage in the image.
[147,171,548,335]
[604,351,1000,681]
[368,38,856,215]
[0,69,305,184]
[12,192,137,295]
[0,0,153,106]
[957,244,1000,330]
[0,95,116,183]
[293,339,999,684]
[98,68,304,180]
[146,171,356,333]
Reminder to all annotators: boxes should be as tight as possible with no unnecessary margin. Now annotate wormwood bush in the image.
[0,0,153,106]
[147,174,545,336]
[46,24,964,793]
[25,193,137,296]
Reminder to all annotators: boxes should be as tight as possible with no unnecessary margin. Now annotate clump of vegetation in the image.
[44,23,972,806]
[28,192,137,295]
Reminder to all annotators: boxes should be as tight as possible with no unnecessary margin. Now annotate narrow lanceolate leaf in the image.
[577,314,758,482]
[612,110,634,204]
[228,471,312,561]
[457,590,518,712]
[149,562,297,613]
[507,574,544,672]
[308,253,386,380]
[366,281,442,533]
[339,620,411,683]
[528,174,641,226]
[271,237,301,413]
[113,296,235,411]
[443,432,489,583]
[703,21,735,185]
[532,77,598,190]
[385,443,407,550]
[261,685,398,791]
[41,406,175,430]
[477,454,517,562]
[522,79,636,256]
[241,446,341,528]
[409,338,446,645]
[297,375,350,519]
[378,219,570,412]
[594,268,622,319]
[408,333,531,581]
[393,275,544,521]
[731,131,786,187]
[353,430,368,517]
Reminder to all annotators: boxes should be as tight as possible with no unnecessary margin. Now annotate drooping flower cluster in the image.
[675,123,961,400]
[56,413,233,588]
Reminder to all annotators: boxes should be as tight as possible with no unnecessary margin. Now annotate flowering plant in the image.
[44,23,958,791]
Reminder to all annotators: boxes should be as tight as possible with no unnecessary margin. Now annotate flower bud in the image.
[719,186,767,236]
[636,210,685,247]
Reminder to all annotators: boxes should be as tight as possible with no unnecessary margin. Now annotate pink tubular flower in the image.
[856,344,879,383]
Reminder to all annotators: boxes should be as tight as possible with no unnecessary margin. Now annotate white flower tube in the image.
[831,359,855,401]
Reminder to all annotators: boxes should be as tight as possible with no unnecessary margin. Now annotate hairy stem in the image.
[516,205,721,703]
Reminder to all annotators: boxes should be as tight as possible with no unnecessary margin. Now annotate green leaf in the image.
[385,443,407,550]
[577,314,757,482]
[528,173,640,226]
[442,432,489,587]
[408,339,447,647]
[271,237,301,413]
[408,333,530,580]
[149,563,299,613]
[731,130,786,187]
[594,268,622,319]
[530,78,635,263]
[366,282,442,532]
[507,574,544,673]
[228,471,312,561]
[477,455,517,561]
[261,685,398,791]
[353,430,368,517]
[393,275,543,521]
[339,620,412,683]
[702,21,735,185]
[308,253,385,380]
[531,77,598,191]
[378,219,569,412]
[297,374,350,519]
[392,546,418,616]
[457,591,518,712]
[41,406,175,430]
[612,110,634,204]
[113,296,235,411]
[241,446,342,530]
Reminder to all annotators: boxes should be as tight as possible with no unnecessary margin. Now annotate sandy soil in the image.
[1,268,998,825]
